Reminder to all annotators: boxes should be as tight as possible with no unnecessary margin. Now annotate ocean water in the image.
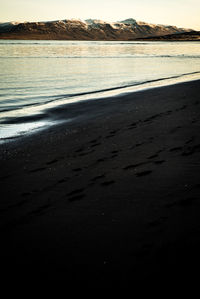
[0,40,200,140]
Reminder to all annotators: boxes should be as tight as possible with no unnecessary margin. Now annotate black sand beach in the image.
[1,80,200,285]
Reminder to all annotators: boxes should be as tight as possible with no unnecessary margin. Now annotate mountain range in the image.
[0,18,198,40]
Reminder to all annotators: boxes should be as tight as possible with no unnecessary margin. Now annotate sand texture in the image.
[0,80,200,285]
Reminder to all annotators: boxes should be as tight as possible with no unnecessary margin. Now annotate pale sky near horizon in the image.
[1,0,200,30]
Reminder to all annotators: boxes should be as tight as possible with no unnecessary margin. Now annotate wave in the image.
[1,71,200,114]
[1,54,200,59]
[0,41,161,45]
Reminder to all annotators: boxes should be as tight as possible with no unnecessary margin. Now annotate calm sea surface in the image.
[0,40,200,140]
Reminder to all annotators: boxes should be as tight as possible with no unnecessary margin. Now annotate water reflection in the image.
[0,40,200,139]
[0,40,200,57]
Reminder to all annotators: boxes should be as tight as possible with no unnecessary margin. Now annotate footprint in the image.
[0,174,11,181]
[135,170,152,177]
[105,134,115,139]
[30,167,46,173]
[21,192,31,197]
[169,146,183,152]
[148,219,161,228]
[111,154,118,158]
[91,142,101,148]
[178,197,197,207]
[129,122,137,127]
[68,194,85,202]
[91,174,105,182]
[10,199,28,209]
[127,122,138,130]
[72,168,82,172]
[29,204,50,216]
[46,159,58,165]
[135,142,143,147]
[194,183,200,189]
[166,197,197,208]
[193,144,200,151]
[134,248,150,258]
[180,105,187,110]
[124,162,147,170]
[97,157,107,163]
[79,150,95,156]
[101,181,115,186]
[142,243,153,250]
[176,105,187,111]
[148,154,158,159]
[75,148,84,153]
[124,164,137,170]
[182,144,200,156]
[185,137,194,144]
[165,110,172,114]
[143,114,160,123]
[110,130,118,134]
[157,149,164,154]
[58,178,68,184]
[154,160,165,164]
[67,188,85,196]
[0,197,29,213]
[170,126,182,134]
[90,139,98,144]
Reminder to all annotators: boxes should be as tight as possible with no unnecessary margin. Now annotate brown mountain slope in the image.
[136,30,200,41]
[0,18,193,40]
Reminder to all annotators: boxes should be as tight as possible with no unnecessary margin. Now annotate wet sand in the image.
[1,80,200,285]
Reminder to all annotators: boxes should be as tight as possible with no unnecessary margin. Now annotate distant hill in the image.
[0,18,193,40]
[136,30,200,41]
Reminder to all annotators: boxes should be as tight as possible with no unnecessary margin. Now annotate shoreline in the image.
[1,74,200,142]
[1,37,200,41]
[1,80,200,284]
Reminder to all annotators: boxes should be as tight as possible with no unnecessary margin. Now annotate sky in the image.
[1,0,200,30]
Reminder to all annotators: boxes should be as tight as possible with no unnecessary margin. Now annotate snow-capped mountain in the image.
[0,18,194,40]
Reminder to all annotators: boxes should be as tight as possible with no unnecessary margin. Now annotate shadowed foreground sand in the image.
[0,80,200,285]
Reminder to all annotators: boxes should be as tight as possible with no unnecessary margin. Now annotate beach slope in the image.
[1,80,200,284]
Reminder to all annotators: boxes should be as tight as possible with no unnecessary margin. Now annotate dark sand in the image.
[1,80,200,285]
